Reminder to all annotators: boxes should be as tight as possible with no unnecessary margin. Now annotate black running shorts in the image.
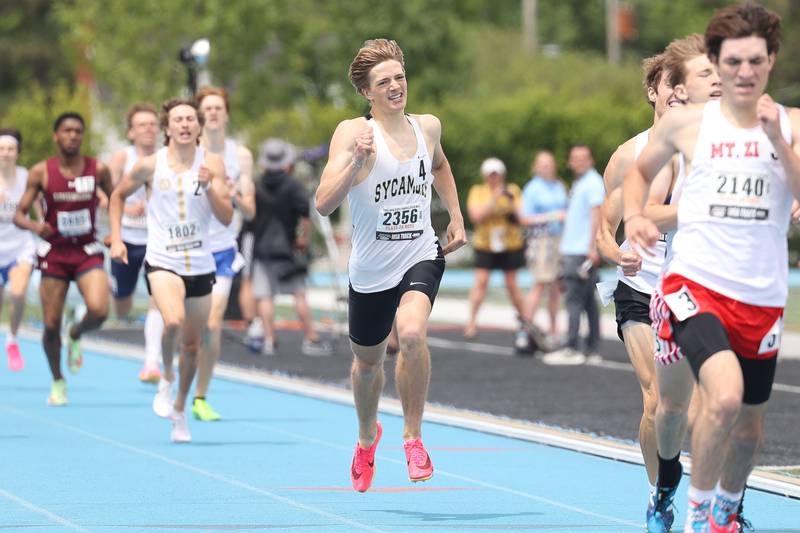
[144,262,216,299]
[613,280,652,341]
[349,247,445,347]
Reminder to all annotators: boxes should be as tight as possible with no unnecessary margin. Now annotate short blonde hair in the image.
[348,39,405,96]
[664,34,707,88]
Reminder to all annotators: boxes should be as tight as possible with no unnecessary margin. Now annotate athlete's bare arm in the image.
[96,162,114,199]
[597,139,636,268]
[235,145,256,221]
[421,114,467,255]
[316,118,373,216]
[765,98,800,199]
[642,156,680,232]
[202,152,233,226]
[623,107,697,251]
[107,149,127,186]
[109,154,156,263]
[13,161,51,238]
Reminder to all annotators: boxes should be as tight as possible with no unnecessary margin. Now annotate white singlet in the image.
[207,138,241,253]
[121,145,149,245]
[348,115,438,293]
[0,166,35,266]
[668,99,793,306]
[144,147,215,275]
[616,129,667,294]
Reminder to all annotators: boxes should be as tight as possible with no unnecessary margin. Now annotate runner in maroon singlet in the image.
[13,112,113,406]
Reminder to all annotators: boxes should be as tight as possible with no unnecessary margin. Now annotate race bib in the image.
[57,208,92,237]
[708,171,772,221]
[122,213,148,229]
[663,284,700,322]
[165,220,202,252]
[375,204,424,241]
[758,317,783,355]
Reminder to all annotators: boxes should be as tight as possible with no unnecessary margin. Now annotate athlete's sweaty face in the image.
[128,111,158,149]
[651,70,678,118]
[166,105,201,146]
[54,119,84,157]
[716,35,774,106]
[365,60,406,111]
[0,137,18,168]
[682,54,721,103]
[199,94,228,132]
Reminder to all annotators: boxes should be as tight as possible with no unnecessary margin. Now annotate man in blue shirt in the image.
[520,150,567,336]
[543,144,604,365]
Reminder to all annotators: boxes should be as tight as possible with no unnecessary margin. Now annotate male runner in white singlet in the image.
[106,103,162,384]
[316,39,466,492]
[624,4,800,531]
[194,86,255,422]
[0,129,36,372]
[110,99,232,443]
[596,50,678,507]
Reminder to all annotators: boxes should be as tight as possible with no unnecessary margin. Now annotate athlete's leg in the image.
[147,271,187,382]
[238,276,256,324]
[502,269,527,319]
[394,291,433,441]
[39,276,69,381]
[7,261,32,336]
[143,299,163,369]
[71,268,109,340]
[465,267,490,337]
[621,322,659,485]
[718,402,766,493]
[114,295,133,320]
[689,350,744,491]
[175,294,211,413]
[351,338,389,448]
[655,358,695,476]
[195,289,228,398]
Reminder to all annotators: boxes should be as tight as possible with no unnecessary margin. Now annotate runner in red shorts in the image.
[624,5,800,531]
[13,112,113,406]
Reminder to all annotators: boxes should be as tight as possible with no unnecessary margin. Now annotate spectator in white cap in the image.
[464,157,528,350]
[251,138,332,356]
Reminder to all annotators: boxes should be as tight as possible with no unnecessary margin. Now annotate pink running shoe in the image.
[6,342,24,372]
[350,421,382,492]
[404,438,434,482]
[139,365,161,384]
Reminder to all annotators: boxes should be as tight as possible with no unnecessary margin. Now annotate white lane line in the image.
[427,336,516,356]
[0,488,91,532]
[239,421,643,530]
[0,406,389,533]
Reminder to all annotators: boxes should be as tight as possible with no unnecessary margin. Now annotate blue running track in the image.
[2,336,799,532]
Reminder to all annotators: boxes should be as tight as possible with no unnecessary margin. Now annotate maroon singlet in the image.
[43,156,99,246]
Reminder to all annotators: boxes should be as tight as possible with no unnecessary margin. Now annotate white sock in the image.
[648,483,656,497]
[6,333,16,345]
[144,308,163,369]
[687,484,714,507]
[714,481,743,501]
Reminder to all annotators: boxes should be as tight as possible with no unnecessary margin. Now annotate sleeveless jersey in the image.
[0,166,35,265]
[348,115,438,292]
[120,145,149,245]
[662,155,687,270]
[144,147,215,275]
[616,129,667,294]
[43,156,99,247]
[207,138,241,252]
[668,99,793,306]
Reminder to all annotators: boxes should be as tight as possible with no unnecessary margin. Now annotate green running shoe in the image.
[47,379,68,406]
[192,398,221,421]
[67,336,83,374]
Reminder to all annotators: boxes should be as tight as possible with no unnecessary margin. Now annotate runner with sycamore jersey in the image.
[316,39,466,492]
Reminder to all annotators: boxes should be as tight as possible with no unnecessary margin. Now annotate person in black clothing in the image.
[252,138,332,356]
